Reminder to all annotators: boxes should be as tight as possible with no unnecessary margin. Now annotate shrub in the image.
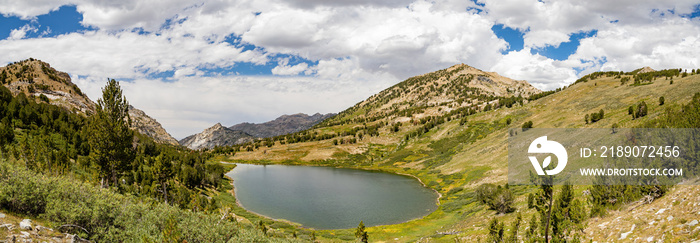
[475,183,515,214]
[0,161,294,242]
[636,101,648,118]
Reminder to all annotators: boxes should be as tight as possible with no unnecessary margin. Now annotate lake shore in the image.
[222,161,441,230]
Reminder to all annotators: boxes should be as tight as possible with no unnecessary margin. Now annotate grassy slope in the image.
[219,72,700,242]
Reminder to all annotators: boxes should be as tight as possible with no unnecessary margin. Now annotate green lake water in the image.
[226,164,438,229]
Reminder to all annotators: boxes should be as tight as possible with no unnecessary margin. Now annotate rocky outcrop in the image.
[229,113,335,138]
[637,66,656,74]
[179,123,254,150]
[128,106,179,145]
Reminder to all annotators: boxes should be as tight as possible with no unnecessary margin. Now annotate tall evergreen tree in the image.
[88,79,134,188]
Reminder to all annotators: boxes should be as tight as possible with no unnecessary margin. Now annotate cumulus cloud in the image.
[480,0,700,48]
[0,31,266,79]
[239,0,507,78]
[271,58,311,76]
[0,0,69,19]
[8,25,38,40]
[490,49,577,91]
[569,18,700,73]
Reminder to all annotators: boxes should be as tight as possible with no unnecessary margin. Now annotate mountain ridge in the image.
[179,113,335,150]
[0,59,179,145]
[229,112,335,138]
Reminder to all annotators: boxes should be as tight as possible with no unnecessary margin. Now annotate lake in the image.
[226,163,438,229]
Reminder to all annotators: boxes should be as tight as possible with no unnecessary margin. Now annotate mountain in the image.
[0,59,178,145]
[223,64,700,241]
[229,113,335,138]
[1,59,95,114]
[128,106,179,145]
[317,63,540,127]
[179,123,254,150]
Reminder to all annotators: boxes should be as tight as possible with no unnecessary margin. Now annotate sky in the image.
[1,0,699,139]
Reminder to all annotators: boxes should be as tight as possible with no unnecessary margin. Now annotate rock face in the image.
[229,113,335,138]
[128,106,178,145]
[179,123,254,150]
[0,59,177,146]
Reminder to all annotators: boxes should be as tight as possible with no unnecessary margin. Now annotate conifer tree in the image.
[88,79,134,188]
[355,221,368,243]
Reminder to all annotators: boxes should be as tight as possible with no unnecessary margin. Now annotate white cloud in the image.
[271,58,311,76]
[8,25,38,40]
[490,49,577,91]
[0,0,69,19]
[238,0,507,78]
[569,17,700,74]
[0,31,266,79]
[480,0,700,48]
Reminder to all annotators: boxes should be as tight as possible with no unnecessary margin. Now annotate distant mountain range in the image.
[179,113,334,150]
[229,113,335,138]
[0,59,179,145]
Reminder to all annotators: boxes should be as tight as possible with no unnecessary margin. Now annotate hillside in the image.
[179,123,255,150]
[230,113,335,138]
[319,64,540,127]
[0,59,178,145]
[218,65,700,241]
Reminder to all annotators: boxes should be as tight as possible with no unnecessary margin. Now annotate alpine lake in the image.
[226,163,439,229]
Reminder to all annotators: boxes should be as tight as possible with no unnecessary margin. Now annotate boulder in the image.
[19,219,32,230]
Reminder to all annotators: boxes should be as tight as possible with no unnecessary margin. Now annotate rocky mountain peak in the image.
[210,123,224,130]
[179,123,254,150]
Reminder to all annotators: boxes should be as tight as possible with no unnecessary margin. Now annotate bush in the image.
[522,121,533,131]
[0,161,296,242]
[475,183,515,214]
[589,109,604,123]
[636,101,648,118]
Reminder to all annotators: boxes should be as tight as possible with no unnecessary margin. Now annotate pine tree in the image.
[355,221,368,243]
[506,213,522,243]
[487,218,505,243]
[153,153,173,204]
[88,79,134,188]
[532,175,554,243]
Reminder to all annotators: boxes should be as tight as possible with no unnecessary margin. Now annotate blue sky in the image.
[1,0,699,138]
